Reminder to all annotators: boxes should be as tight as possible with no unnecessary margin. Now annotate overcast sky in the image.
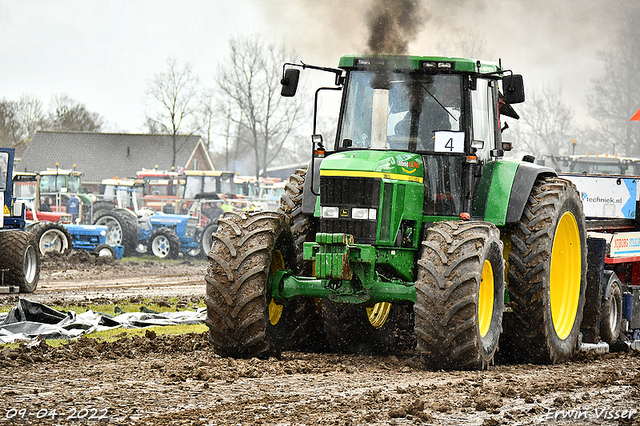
[0,0,636,136]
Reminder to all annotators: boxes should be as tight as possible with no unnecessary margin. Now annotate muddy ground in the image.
[1,253,639,425]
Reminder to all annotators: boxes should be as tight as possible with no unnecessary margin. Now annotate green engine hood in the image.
[320,151,424,183]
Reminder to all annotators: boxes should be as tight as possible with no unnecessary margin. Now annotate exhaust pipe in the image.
[371,88,389,150]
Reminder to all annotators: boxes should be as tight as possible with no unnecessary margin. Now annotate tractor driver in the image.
[393,75,460,151]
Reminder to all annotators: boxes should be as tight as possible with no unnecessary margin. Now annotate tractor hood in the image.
[149,213,190,226]
[320,151,423,183]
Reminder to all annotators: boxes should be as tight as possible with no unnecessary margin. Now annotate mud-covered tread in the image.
[415,221,504,370]
[0,230,40,293]
[504,177,587,364]
[204,211,294,358]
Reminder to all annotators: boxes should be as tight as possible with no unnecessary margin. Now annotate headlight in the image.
[352,208,377,220]
[322,206,339,218]
[351,208,369,220]
[100,230,107,237]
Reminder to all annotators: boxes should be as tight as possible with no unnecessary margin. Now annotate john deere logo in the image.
[340,208,349,217]
[398,160,420,174]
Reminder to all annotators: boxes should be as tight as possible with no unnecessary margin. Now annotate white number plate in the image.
[434,131,465,153]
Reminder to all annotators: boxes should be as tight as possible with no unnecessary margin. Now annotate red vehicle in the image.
[13,172,72,223]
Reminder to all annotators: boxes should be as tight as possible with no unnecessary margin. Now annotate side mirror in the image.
[281,68,300,97]
[502,74,525,104]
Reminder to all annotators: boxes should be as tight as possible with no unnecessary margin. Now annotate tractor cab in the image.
[282,55,525,245]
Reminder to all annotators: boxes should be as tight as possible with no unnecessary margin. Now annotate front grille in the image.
[320,219,377,244]
[320,176,381,207]
[319,176,381,244]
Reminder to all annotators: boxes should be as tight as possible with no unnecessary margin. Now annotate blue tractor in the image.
[93,182,200,259]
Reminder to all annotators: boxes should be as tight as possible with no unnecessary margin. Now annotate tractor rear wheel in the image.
[415,221,505,370]
[204,211,295,358]
[322,301,396,354]
[90,201,116,223]
[505,177,587,364]
[94,208,138,256]
[0,231,40,293]
[149,227,181,259]
[27,221,73,256]
[278,166,326,352]
[200,222,218,255]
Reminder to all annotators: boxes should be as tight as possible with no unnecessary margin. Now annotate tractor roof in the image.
[338,55,500,74]
[40,168,82,177]
[182,170,233,177]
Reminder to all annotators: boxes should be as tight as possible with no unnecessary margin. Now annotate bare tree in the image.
[0,99,21,147]
[509,84,576,158]
[216,34,306,177]
[145,57,202,167]
[587,13,640,157]
[48,94,105,132]
[0,94,46,147]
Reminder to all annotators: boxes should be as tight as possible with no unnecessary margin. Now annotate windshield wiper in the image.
[421,84,458,122]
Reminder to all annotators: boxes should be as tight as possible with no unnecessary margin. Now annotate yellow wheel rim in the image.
[366,302,391,329]
[268,250,285,326]
[550,212,581,340]
[478,259,494,338]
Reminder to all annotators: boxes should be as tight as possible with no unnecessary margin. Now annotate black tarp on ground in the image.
[0,299,206,343]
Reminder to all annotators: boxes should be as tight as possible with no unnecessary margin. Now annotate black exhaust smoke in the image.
[366,0,426,55]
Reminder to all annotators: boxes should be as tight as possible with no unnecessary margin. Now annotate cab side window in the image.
[471,79,498,162]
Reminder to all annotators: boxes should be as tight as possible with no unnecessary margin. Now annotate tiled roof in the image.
[19,131,204,182]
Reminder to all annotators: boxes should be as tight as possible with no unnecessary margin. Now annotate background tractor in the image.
[92,181,200,259]
[204,55,588,369]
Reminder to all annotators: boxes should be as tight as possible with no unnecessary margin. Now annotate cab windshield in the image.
[338,71,462,152]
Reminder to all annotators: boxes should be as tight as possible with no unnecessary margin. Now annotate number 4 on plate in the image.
[434,131,465,153]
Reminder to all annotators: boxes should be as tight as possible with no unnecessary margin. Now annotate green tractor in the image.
[204,55,587,369]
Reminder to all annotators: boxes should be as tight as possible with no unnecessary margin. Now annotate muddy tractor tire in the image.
[149,227,181,260]
[505,177,587,364]
[94,208,138,257]
[0,230,40,293]
[205,211,295,358]
[415,221,505,370]
[27,221,73,256]
[600,272,623,346]
[322,301,397,355]
[278,166,326,352]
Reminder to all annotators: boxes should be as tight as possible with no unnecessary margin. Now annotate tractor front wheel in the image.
[505,177,587,364]
[204,211,295,358]
[149,227,181,260]
[415,221,505,370]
